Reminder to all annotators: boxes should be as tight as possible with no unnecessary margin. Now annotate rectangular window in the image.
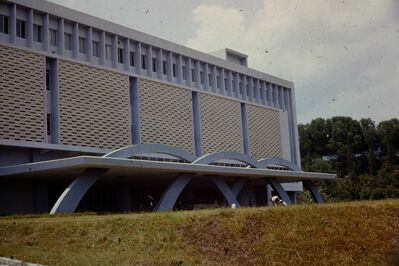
[182,66,187,80]
[105,44,112,60]
[191,69,195,82]
[152,58,157,72]
[33,24,42,42]
[64,33,72,50]
[79,37,86,53]
[118,48,124,63]
[208,74,212,86]
[141,55,146,69]
[200,71,204,84]
[49,29,57,46]
[46,114,51,136]
[46,69,50,90]
[92,40,99,57]
[0,15,9,34]
[16,19,25,38]
[216,76,220,89]
[162,61,167,75]
[173,64,176,77]
[130,51,135,66]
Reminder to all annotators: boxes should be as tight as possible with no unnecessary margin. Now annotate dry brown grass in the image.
[0,200,398,265]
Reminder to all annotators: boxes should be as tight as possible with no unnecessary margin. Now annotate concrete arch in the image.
[103,143,197,162]
[259,157,301,171]
[50,168,108,214]
[156,175,193,211]
[193,151,262,168]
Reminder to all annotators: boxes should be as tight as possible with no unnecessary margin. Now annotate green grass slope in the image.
[0,200,398,265]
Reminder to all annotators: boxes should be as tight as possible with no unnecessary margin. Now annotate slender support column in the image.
[186,58,192,87]
[112,34,118,68]
[9,4,16,44]
[157,49,163,80]
[203,63,209,91]
[27,9,33,47]
[219,69,225,95]
[72,22,78,58]
[268,179,292,205]
[167,51,173,82]
[99,31,105,65]
[156,175,192,211]
[50,169,108,214]
[261,81,267,105]
[303,181,324,203]
[241,103,249,155]
[176,54,182,84]
[86,27,92,62]
[58,18,64,55]
[192,92,202,156]
[267,83,273,106]
[124,38,130,71]
[211,65,217,93]
[273,85,279,108]
[248,77,254,102]
[135,42,141,75]
[194,60,200,89]
[226,71,233,97]
[234,73,240,98]
[146,45,153,77]
[242,76,248,101]
[43,14,49,51]
[129,77,140,144]
[255,79,261,104]
[50,59,60,144]
[211,177,240,207]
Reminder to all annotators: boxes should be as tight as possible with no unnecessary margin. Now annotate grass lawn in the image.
[0,200,398,265]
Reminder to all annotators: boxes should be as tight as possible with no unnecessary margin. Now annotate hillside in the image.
[0,200,398,265]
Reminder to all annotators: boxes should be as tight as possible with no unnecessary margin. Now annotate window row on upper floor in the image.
[0,3,292,111]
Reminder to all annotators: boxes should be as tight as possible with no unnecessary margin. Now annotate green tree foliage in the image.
[299,117,399,201]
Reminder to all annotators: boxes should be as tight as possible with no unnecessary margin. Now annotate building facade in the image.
[0,0,333,215]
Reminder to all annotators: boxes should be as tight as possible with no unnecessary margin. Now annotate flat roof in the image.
[0,156,335,182]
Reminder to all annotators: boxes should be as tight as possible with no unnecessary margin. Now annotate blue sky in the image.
[48,0,399,124]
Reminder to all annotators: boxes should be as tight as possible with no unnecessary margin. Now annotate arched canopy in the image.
[259,157,301,171]
[193,151,262,168]
[103,143,197,162]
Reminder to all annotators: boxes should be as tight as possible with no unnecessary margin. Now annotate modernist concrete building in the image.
[0,0,334,215]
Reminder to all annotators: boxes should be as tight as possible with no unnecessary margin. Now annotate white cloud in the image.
[186,0,399,123]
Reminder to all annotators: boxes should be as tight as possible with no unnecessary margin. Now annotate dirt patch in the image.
[179,213,266,265]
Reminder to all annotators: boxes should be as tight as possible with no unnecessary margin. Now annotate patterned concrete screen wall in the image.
[58,60,130,149]
[247,104,282,160]
[0,45,45,142]
[138,79,195,153]
[199,93,243,154]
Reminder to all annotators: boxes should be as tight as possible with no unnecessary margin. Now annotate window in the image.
[200,71,204,84]
[33,24,42,42]
[118,48,123,63]
[105,44,112,60]
[64,33,72,50]
[216,76,220,89]
[129,51,135,66]
[0,15,8,34]
[46,69,50,90]
[152,58,157,72]
[209,74,212,86]
[162,61,167,75]
[141,55,146,69]
[191,69,195,82]
[92,41,99,57]
[173,64,176,77]
[182,66,187,80]
[46,114,51,136]
[79,37,86,53]
[16,19,25,38]
[49,29,57,46]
